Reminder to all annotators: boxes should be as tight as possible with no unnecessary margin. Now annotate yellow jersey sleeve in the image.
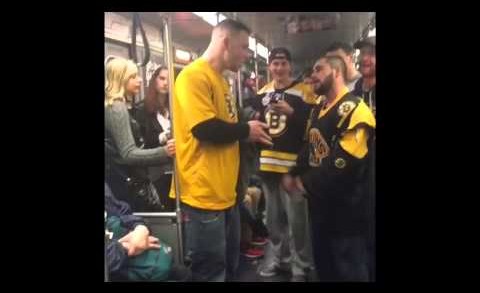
[175,69,217,131]
[347,100,376,131]
[339,127,370,159]
[339,99,376,159]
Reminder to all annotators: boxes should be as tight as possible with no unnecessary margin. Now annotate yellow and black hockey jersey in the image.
[251,80,317,173]
[291,87,376,194]
[290,88,376,234]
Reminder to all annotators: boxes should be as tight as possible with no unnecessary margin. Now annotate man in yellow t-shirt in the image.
[172,19,272,282]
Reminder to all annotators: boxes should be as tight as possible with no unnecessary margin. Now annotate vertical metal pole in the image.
[254,46,259,91]
[267,63,271,83]
[163,13,184,265]
[105,235,109,282]
[140,62,146,101]
[105,211,110,282]
[237,70,243,108]
[232,12,243,109]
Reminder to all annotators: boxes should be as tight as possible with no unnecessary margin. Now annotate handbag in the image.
[126,177,162,210]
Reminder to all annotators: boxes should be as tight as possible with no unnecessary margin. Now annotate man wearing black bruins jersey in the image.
[251,48,316,281]
[284,55,375,281]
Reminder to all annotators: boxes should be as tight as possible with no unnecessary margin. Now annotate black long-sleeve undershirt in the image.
[192,118,250,144]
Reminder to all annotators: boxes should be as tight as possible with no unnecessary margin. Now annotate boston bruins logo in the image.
[308,128,330,167]
[225,93,237,119]
[265,109,287,136]
[338,101,356,117]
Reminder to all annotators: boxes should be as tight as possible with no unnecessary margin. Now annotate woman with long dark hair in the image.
[143,65,176,211]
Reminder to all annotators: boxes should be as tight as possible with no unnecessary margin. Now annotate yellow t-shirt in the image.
[170,57,240,210]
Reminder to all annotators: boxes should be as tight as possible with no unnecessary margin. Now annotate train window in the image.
[104,39,129,59]
[151,51,164,64]
[257,58,268,81]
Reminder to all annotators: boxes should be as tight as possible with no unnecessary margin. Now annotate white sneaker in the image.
[258,262,290,277]
[259,262,280,277]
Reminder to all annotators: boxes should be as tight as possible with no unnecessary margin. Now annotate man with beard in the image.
[283,55,376,281]
[352,36,376,280]
[352,36,375,115]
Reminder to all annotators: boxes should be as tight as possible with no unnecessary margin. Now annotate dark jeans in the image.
[181,202,240,282]
[309,203,370,282]
[367,230,375,282]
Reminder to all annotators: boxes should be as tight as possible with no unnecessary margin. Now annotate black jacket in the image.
[352,78,376,113]
[144,110,168,149]
[132,99,170,149]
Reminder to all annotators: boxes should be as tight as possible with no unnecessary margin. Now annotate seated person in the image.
[240,178,269,259]
[105,182,190,281]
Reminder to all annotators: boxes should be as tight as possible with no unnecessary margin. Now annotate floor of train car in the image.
[234,256,291,282]
[233,255,318,282]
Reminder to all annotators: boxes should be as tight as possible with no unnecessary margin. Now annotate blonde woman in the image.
[105,57,175,211]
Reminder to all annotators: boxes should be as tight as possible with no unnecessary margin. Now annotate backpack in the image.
[106,216,173,281]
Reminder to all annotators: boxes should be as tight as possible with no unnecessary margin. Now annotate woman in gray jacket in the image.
[105,57,175,211]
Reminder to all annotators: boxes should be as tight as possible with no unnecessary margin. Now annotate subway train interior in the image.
[105,11,376,282]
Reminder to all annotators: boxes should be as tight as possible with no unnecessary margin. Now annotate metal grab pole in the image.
[232,12,243,109]
[105,234,109,282]
[163,13,184,265]
[237,70,243,109]
[254,44,259,91]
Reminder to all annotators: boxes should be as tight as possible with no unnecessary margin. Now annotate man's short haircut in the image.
[326,42,354,56]
[215,19,251,35]
[319,55,348,80]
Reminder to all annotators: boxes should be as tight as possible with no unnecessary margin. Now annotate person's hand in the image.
[159,131,170,145]
[164,139,176,157]
[281,173,296,193]
[247,120,273,146]
[294,176,306,193]
[147,236,161,249]
[282,175,306,201]
[121,235,161,256]
[118,225,150,256]
[271,100,294,116]
[243,194,252,210]
[118,225,148,244]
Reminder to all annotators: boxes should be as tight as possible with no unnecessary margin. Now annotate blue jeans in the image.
[182,202,240,282]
